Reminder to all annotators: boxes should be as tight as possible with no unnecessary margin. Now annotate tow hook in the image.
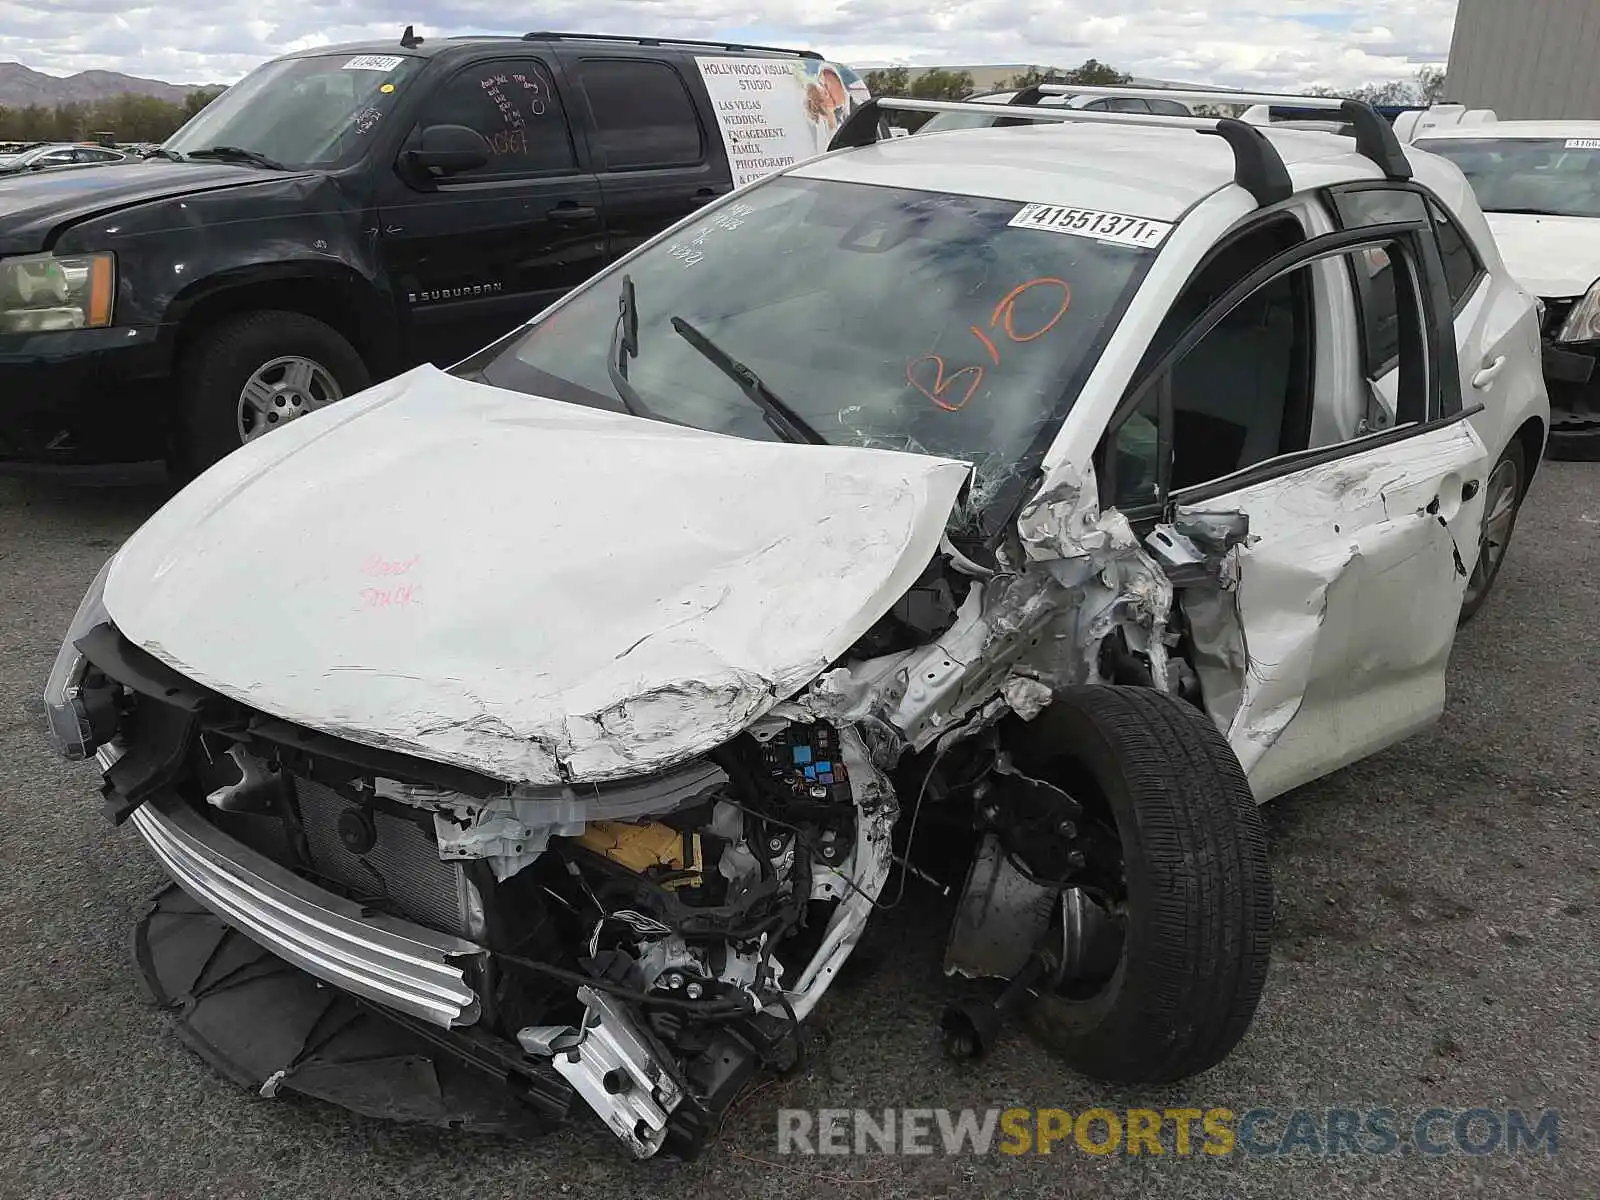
[939,953,1048,1061]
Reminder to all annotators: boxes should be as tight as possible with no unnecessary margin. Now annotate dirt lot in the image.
[0,464,1596,1199]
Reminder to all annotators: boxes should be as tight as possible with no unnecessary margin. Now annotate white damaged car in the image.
[45,92,1548,1159]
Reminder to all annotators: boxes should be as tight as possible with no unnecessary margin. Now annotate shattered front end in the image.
[77,622,896,1157]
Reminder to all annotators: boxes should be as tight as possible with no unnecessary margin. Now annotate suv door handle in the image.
[1471,355,1507,388]
[547,205,598,224]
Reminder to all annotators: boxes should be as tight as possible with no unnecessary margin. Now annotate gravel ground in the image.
[0,463,1595,1200]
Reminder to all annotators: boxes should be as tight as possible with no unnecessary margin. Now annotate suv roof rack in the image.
[828,97,1295,207]
[520,31,822,58]
[1038,85,1412,182]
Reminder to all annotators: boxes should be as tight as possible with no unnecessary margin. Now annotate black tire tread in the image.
[1018,685,1273,1084]
[176,309,368,476]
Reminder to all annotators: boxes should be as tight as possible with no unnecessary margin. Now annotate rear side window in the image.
[414,59,577,178]
[576,59,704,170]
[1106,97,1150,113]
[1428,200,1486,309]
[1329,188,1428,375]
[1146,99,1191,117]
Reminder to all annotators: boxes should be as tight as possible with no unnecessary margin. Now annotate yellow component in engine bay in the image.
[573,820,703,888]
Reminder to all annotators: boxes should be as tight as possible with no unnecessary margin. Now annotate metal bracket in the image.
[517,986,683,1158]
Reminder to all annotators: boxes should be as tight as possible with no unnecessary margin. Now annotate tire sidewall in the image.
[176,311,369,476]
[1460,437,1528,623]
[1015,703,1175,1045]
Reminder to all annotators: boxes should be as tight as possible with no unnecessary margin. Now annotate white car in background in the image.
[45,89,1547,1161]
[1415,122,1600,459]
[914,84,1195,134]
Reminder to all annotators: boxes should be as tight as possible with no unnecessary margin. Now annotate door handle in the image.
[547,205,598,224]
[1471,355,1507,389]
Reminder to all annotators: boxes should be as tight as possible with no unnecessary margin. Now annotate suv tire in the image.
[176,310,369,476]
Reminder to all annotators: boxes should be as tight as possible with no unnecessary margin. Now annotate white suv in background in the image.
[1415,121,1600,459]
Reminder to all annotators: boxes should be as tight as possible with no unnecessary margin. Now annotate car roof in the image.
[795,121,1403,222]
[280,32,822,63]
[1413,120,1600,141]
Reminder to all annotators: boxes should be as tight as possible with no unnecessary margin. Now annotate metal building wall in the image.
[1446,0,1600,119]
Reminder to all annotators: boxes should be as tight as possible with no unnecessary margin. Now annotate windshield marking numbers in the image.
[667,202,756,266]
[1565,138,1600,149]
[1007,202,1173,249]
[907,277,1073,412]
[343,55,406,72]
[907,355,986,412]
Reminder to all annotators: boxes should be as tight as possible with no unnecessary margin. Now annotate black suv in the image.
[0,30,853,478]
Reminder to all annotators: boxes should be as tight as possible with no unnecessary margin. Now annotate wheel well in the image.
[1514,415,1546,495]
[172,276,394,375]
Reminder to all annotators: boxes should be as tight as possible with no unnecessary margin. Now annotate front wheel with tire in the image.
[1458,437,1527,625]
[1007,685,1273,1085]
[176,310,370,475]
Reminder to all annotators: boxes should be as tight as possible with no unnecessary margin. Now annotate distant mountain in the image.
[0,61,220,108]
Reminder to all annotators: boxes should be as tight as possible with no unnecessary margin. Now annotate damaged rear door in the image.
[1100,218,1488,802]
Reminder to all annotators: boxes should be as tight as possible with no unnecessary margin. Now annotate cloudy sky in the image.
[5,0,1458,91]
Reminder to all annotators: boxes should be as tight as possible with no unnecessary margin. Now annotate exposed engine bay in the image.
[160,704,904,1158]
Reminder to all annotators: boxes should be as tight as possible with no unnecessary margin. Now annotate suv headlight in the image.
[43,554,120,760]
[0,251,115,334]
[1556,278,1600,343]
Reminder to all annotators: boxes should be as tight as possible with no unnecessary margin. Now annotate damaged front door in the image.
[1174,419,1486,801]
[1101,219,1489,802]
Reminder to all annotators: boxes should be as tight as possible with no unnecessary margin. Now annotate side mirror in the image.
[404,124,490,178]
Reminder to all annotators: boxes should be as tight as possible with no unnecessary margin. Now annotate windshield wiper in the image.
[605,275,662,422]
[145,147,185,162]
[668,316,826,445]
[1482,207,1560,216]
[184,146,288,170]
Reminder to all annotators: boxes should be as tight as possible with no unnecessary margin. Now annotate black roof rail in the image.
[520,31,823,58]
[827,96,1295,208]
[1038,85,1413,182]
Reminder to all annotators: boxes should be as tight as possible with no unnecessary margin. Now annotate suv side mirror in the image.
[405,125,490,178]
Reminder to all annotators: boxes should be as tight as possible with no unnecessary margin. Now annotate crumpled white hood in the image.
[105,365,970,785]
[1483,212,1600,297]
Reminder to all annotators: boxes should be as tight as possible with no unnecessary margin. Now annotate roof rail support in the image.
[1203,119,1294,206]
[1038,85,1412,182]
[520,31,822,58]
[826,96,1296,209]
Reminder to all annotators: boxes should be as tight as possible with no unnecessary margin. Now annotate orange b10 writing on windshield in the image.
[907,277,1072,412]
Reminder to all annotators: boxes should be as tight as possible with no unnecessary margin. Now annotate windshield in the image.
[163,52,428,170]
[458,176,1157,535]
[1416,136,1600,219]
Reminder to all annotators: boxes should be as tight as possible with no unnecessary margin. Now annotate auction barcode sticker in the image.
[1566,138,1600,149]
[343,55,406,72]
[1008,203,1174,249]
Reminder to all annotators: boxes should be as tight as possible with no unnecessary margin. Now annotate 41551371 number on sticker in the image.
[1007,203,1173,249]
